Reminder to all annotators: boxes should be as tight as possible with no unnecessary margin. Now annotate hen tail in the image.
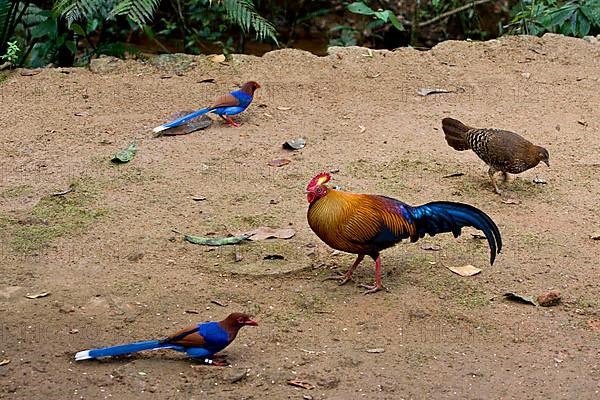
[442,117,471,151]
[409,201,502,264]
[153,108,210,133]
[75,340,175,361]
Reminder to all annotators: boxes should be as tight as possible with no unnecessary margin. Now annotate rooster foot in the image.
[358,283,383,295]
[323,273,353,286]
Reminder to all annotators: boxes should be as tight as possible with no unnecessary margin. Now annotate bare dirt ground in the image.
[1,33,599,399]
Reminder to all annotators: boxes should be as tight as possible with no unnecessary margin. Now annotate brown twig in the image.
[417,0,494,28]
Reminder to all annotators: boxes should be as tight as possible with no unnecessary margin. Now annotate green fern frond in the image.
[110,0,160,26]
[53,0,103,25]
[0,0,11,31]
[221,0,278,44]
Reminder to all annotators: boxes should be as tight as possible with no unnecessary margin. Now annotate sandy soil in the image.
[1,33,599,399]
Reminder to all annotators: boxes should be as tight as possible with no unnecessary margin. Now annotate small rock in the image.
[89,56,124,74]
[211,54,226,63]
[590,232,600,240]
[228,369,248,383]
[537,291,561,307]
[127,252,144,262]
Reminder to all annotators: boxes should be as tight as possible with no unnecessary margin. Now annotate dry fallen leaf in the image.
[358,125,366,134]
[277,106,293,111]
[20,69,42,76]
[447,264,482,277]
[242,227,296,241]
[268,158,291,167]
[366,348,385,353]
[590,232,600,240]
[533,177,547,184]
[421,244,441,251]
[69,328,79,334]
[287,379,315,390]
[501,198,521,205]
[25,292,50,299]
[283,138,306,150]
[52,186,74,196]
[442,172,464,178]
[192,196,206,201]
[417,88,451,96]
[211,54,226,63]
[504,292,538,306]
[263,113,273,118]
[0,359,10,366]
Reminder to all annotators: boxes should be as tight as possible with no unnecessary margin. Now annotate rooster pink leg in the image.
[323,254,364,286]
[358,256,383,295]
[224,115,240,127]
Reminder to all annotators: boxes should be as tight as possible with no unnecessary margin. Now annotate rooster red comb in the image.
[307,173,331,190]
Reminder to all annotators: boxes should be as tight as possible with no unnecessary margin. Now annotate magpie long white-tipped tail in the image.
[73,340,165,361]
[75,350,92,361]
[152,108,210,134]
[152,124,169,134]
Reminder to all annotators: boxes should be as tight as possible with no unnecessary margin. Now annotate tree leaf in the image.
[347,2,375,16]
[111,142,137,163]
[388,13,405,31]
[577,12,591,37]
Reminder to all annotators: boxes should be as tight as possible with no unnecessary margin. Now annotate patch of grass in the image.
[7,178,107,253]
[0,72,8,84]
[1,184,31,198]
[404,254,490,308]
[572,297,600,309]
[231,213,277,228]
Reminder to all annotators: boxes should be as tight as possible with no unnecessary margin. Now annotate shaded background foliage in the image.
[1,0,599,68]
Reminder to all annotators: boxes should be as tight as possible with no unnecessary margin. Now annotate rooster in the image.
[306,173,502,294]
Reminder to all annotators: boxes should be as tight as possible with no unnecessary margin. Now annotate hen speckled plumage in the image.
[306,173,502,294]
[442,117,549,194]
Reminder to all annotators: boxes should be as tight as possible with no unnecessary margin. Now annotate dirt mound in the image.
[1,34,599,398]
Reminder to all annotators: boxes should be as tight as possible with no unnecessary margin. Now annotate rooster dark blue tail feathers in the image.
[409,201,502,264]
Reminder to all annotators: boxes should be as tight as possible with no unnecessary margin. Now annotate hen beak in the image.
[304,190,310,194]
[543,160,550,167]
[245,319,258,326]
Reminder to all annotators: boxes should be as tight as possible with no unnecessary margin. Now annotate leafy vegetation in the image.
[1,0,598,68]
[509,0,600,37]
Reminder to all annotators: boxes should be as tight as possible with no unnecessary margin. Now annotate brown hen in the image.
[442,117,549,194]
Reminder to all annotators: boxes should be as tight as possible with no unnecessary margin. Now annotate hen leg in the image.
[488,166,502,195]
[358,256,383,295]
[323,254,364,286]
